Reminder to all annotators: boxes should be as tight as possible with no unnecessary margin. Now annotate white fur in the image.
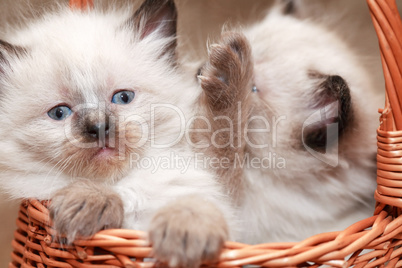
[235,10,380,243]
[0,6,236,238]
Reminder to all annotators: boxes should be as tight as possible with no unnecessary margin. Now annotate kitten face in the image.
[0,4,194,185]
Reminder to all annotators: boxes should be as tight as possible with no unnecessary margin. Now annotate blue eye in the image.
[48,106,72,121]
[112,90,135,105]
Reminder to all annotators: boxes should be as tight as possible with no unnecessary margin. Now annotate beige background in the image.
[0,0,386,266]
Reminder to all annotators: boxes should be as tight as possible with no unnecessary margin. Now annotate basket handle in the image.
[368,0,402,209]
[368,0,402,131]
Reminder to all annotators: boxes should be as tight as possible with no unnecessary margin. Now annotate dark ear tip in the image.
[145,0,177,14]
[0,40,16,54]
[311,72,350,103]
[303,73,352,151]
[166,0,176,10]
[0,40,26,56]
[327,75,346,85]
[162,0,178,19]
[0,40,27,75]
[278,0,296,15]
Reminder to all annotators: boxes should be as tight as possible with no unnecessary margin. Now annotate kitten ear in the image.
[0,40,26,75]
[303,73,353,151]
[130,0,177,54]
[275,0,297,15]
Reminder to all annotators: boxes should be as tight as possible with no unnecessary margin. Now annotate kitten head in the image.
[0,0,195,197]
[244,10,380,180]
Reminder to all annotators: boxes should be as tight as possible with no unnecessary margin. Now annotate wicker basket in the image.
[8,0,402,267]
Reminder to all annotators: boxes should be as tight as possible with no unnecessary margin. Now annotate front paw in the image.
[149,196,228,268]
[49,181,124,243]
[199,31,253,111]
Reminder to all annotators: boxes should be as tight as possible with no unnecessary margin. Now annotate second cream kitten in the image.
[197,3,380,243]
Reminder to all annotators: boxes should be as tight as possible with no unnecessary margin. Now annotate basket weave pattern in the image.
[8,0,402,267]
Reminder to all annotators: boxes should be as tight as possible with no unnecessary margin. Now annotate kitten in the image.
[197,3,380,243]
[0,1,234,267]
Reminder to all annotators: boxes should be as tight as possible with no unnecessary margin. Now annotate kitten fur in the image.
[0,1,235,267]
[0,0,381,264]
[197,3,380,243]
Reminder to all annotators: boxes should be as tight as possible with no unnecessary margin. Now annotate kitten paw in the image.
[49,181,124,243]
[199,32,253,111]
[149,196,228,268]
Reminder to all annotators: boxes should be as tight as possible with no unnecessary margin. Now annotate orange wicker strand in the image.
[7,199,402,267]
[69,0,94,10]
[369,0,402,129]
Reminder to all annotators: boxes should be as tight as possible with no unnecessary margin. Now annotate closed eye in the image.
[112,90,135,105]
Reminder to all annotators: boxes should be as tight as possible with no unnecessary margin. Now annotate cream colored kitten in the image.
[0,1,234,267]
[197,3,380,243]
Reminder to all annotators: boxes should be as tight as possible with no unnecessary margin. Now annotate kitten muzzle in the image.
[87,122,109,148]
[80,111,116,149]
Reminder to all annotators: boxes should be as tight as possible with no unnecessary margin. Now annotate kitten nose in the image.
[87,122,109,140]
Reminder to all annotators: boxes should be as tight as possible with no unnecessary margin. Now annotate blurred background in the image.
[0,0,388,266]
